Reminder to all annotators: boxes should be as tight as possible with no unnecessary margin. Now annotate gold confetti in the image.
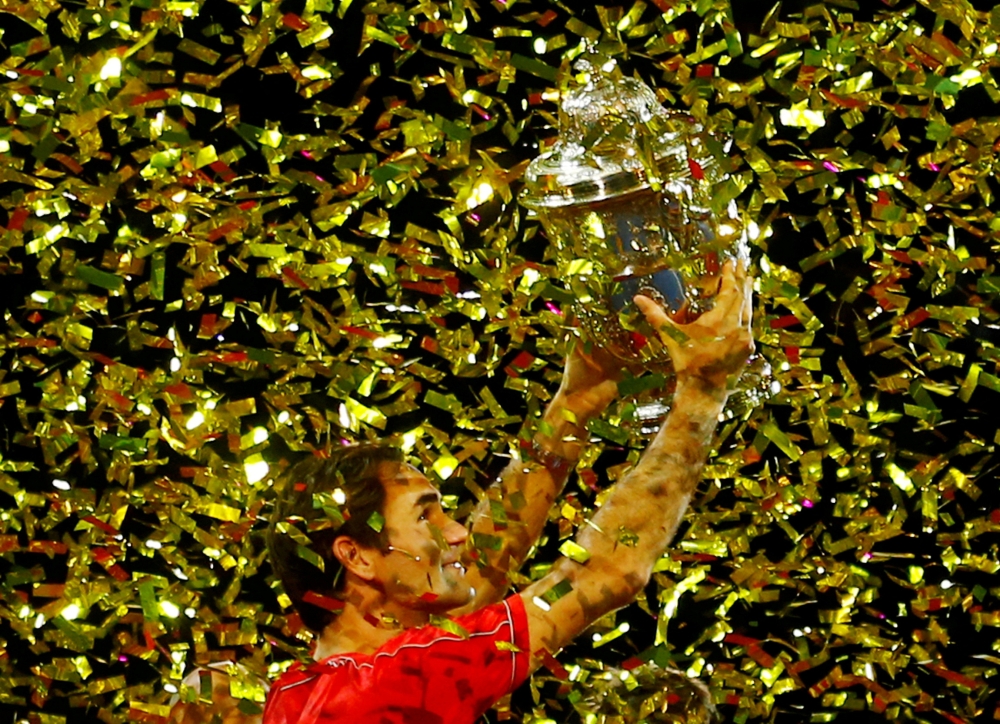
[1,1,998,722]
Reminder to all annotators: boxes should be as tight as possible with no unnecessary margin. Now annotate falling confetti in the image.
[1,1,1000,723]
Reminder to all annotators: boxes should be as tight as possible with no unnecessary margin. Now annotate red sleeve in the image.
[450,593,531,692]
[394,594,531,721]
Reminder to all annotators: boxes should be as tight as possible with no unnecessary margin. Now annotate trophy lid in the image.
[521,55,718,209]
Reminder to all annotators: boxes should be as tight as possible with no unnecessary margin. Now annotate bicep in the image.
[519,555,642,672]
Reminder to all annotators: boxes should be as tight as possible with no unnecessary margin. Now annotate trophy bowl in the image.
[520,56,747,366]
[520,54,770,422]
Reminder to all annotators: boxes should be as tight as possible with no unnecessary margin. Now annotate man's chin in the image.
[422,583,475,613]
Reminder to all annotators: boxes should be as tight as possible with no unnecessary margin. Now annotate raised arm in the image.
[520,260,754,665]
[453,338,622,612]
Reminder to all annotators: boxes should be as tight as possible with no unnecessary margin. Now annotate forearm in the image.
[467,390,597,591]
[574,379,728,603]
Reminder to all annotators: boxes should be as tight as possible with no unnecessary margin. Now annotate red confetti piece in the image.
[91,353,118,366]
[302,591,345,611]
[82,516,120,535]
[7,208,28,231]
[537,649,568,680]
[34,583,66,598]
[769,314,801,329]
[401,280,445,295]
[341,326,379,340]
[163,382,195,400]
[208,351,248,364]
[130,89,170,106]
[282,265,310,290]
[207,219,242,241]
[895,308,930,331]
[209,160,237,182]
[198,314,219,338]
[629,331,648,350]
[51,153,84,174]
[819,88,867,109]
[705,251,719,274]
[282,13,310,30]
[928,664,978,689]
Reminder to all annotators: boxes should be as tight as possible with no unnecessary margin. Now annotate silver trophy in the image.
[521,54,770,425]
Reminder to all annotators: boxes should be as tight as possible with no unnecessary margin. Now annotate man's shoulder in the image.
[273,597,526,685]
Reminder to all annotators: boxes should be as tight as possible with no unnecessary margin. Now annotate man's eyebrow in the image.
[414,491,441,507]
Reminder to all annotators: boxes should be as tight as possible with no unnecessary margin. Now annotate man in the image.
[262,260,753,723]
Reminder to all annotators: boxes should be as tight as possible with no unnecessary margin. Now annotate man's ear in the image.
[332,536,379,582]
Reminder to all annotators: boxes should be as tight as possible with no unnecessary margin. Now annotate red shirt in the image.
[262,596,530,724]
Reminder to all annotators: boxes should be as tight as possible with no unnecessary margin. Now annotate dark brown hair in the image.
[266,443,404,631]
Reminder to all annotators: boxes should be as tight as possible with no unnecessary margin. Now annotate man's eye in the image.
[418,510,430,521]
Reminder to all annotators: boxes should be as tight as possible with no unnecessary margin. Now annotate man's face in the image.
[368,462,473,613]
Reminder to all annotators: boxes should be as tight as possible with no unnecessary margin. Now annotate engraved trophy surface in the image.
[521,55,770,424]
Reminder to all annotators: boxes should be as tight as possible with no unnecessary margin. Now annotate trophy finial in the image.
[523,55,711,209]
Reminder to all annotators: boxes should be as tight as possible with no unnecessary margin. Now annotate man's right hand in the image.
[634,258,754,392]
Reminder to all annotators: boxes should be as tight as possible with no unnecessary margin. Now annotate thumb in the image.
[634,294,673,332]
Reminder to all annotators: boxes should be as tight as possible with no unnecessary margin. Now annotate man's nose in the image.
[443,517,468,546]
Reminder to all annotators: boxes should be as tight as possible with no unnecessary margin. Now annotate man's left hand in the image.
[555,336,622,421]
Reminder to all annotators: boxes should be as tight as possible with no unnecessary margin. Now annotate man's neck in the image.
[313,586,431,661]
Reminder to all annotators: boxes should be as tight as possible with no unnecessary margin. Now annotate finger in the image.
[633,294,671,331]
[714,259,743,312]
[699,261,741,323]
[741,266,753,328]
[634,295,685,352]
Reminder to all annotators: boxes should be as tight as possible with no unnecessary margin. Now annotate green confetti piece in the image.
[541,579,573,603]
[150,251,165,301]
[75,265,124,291]
[587,418,629,446]
[471,532,503,552]
[98,435,147,454]
[617,372,667,397]
[366,510,385,533]
[31,134,60,162]
[138,581,159,622]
